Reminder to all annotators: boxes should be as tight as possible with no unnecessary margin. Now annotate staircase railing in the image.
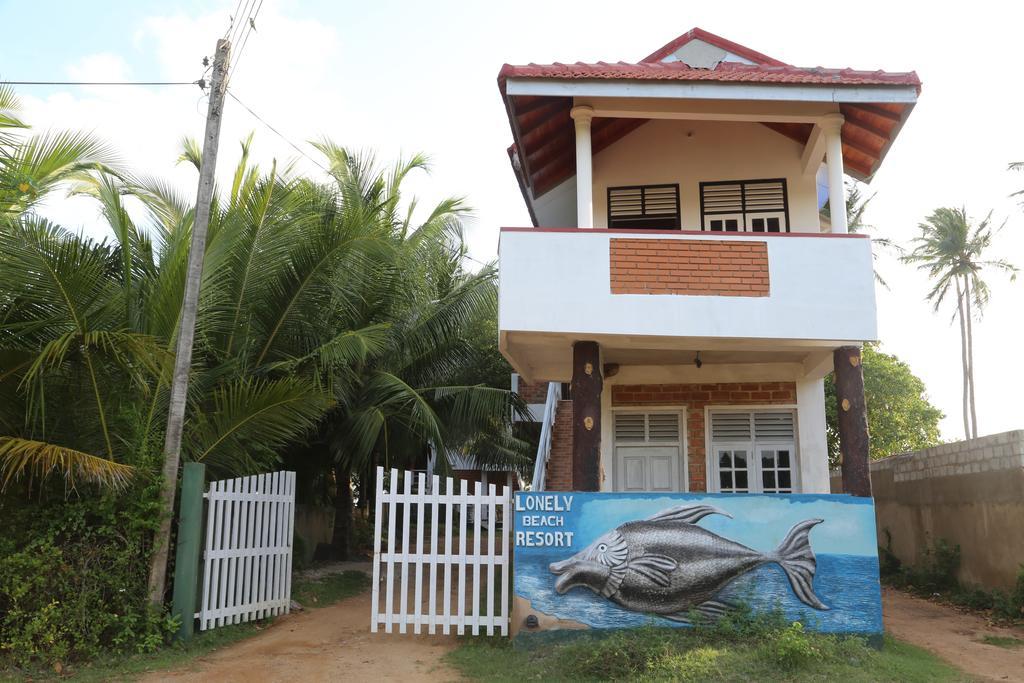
[530,381,562,491]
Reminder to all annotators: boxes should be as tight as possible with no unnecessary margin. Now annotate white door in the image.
[613,411,684,492]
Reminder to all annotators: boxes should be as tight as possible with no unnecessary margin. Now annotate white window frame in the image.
[612,407,688,492]
[704,405,801,494]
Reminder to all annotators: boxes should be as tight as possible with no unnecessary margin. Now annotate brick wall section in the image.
[612,382,797,492]
[543,401,574,491]
[609,238,769,296]
[515,377,549,404]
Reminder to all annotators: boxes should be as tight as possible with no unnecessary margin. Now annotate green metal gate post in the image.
[171,462,206,641]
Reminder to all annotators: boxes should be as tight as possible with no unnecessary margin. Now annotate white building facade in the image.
[498,28,920,495]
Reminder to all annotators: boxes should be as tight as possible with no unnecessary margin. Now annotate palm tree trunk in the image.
[331,463,354,561]
[955,279,971,440]
[964,277,979,438]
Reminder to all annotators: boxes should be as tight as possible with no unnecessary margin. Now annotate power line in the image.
[226,89,330,174]
[228,0,255,47]
[463,253,493,268]
[2,80,200,86]
[223,0,246,39]
[227,0,265,83]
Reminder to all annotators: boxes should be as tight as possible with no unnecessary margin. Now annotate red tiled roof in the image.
[500,27,920,210]
[499,60,920,88]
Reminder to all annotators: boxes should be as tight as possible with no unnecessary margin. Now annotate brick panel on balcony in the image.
[609,238,769,296]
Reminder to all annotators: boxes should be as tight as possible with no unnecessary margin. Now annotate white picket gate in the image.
[197,471,296,630]
[370,466,512,636]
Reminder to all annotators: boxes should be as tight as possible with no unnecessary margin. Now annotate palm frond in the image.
[0,436,133,492]
[177,136,202,171]
[187,377,333,474]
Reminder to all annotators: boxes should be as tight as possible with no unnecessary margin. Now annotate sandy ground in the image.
[142,574,1024,683]
[141,566,463,683]
[883,587,1024,682]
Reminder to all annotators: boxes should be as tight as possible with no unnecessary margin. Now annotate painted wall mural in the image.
[513,492,882,636]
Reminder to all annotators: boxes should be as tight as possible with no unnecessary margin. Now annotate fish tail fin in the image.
[772,519,829,610]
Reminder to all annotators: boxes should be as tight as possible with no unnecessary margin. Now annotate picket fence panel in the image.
[197,471,296,631]
[370,466,511,636]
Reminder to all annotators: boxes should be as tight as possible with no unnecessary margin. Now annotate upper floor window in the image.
[608,184,680,230]
[699,178,790,233]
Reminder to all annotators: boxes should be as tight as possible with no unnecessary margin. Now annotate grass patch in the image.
[291,570,370,608]
[446,621,966,682]
[981,635,1024,649]
[2,618,269,682]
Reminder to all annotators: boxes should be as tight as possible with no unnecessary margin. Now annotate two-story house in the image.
[499,28,920,496]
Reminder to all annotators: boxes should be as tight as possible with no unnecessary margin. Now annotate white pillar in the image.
[796,377,831,493]
[570,105,594,228]
[821,113,847,234]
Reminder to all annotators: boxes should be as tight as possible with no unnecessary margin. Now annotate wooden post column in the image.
[571,341,602,491]
[834,346,872,496]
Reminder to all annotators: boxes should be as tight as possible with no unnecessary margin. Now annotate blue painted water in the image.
[515,553,882,634]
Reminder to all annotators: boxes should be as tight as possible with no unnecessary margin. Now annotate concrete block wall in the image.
[833,430,1024,590]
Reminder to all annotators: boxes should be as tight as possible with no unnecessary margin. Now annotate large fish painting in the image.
[548,504,827,622]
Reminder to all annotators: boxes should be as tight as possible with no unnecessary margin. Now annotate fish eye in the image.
[597,543,607,552]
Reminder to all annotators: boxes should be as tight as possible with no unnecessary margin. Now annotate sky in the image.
[1,0,1021,442]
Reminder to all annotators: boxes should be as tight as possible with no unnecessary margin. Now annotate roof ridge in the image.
[640,27,790,66]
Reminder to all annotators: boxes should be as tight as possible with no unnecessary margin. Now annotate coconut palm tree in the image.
[0,88,137,489]
[287,142,529,559]
[902,207,1017,439]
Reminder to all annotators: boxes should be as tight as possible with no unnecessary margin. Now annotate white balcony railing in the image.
[498,228,877,344]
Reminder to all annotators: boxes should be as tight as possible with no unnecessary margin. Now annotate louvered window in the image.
[614,412,681,443]
[608,184,681,230]
[709,410,797,493]
[699,179,789,233]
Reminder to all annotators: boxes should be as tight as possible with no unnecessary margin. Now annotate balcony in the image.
[498,227,877,380]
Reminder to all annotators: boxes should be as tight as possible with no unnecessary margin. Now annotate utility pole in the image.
[148,38,231,605]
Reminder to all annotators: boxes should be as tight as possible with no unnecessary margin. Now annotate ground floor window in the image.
[612,410,685,492]
[708,410,797,493]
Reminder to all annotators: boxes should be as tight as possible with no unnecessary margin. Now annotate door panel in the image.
[621,454,646,491]
[648,455,675,491]
[615,445,679,491]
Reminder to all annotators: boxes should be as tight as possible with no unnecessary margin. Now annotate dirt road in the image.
[883,587,1024,682]
[141,589,462,683]
[142,580,1024,682]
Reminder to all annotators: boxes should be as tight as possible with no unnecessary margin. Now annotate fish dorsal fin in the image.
[627,554,677,587]
[646,504,732,525]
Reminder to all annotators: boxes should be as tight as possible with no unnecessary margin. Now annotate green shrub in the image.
[883,536,1023,624]
[565,626,672,680]
[909,539,961,593]
[647,645,722,681]
[878,529,903,578]
[758,622,819,671]
[0,473,175,669]
[351,513,374,558]
[951,586,995,611]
